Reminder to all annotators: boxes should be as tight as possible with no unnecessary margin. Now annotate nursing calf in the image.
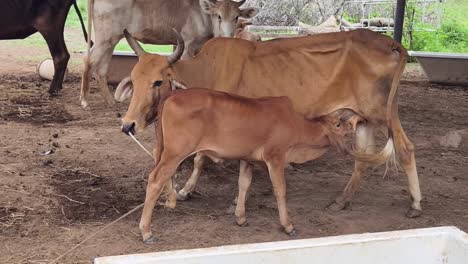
[137,88,392,244]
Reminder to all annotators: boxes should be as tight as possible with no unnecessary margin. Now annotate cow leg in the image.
[235,161,253,226]
[265,158,295,236]
[139,158,179,244]
[177,153,205,200]
[392,117,422,218]
[38,22,69,94]
[327,123,375,211]
[80,39,119,107]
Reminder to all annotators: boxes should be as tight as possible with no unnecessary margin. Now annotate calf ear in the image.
[240,7,259,19]
[200,0,218,14]
[114,76,133,102]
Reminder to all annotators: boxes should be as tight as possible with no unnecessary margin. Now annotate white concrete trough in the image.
[107,51,171,85]
[94,226,468,264]
[409,51,468,86]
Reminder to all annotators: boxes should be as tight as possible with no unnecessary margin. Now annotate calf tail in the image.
[73,0,91,45]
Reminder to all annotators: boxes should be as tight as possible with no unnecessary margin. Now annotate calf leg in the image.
[265,158,295,235]
[235,161,253,226]
[328,123,375,211]
[392,117,422,217]
[164,177,177,209]
[177,153,205,200]
[139,158,179,244]
[38,21,69,94]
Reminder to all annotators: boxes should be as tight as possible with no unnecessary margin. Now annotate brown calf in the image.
[138,88,393,244]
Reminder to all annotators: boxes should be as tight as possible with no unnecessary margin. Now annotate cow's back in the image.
[184,30,405,125]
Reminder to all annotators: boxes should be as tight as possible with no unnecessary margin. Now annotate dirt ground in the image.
[1,34,467,264]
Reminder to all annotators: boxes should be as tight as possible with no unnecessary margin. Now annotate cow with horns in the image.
[79,0,258,108]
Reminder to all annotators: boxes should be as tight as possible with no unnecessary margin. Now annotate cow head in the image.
[116,30,186,135]
[200,0,259,37]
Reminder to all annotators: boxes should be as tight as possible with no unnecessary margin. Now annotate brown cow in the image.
[116,28,422,223]
[135,87,391,243]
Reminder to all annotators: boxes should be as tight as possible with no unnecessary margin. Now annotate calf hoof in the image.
[80,98,89,109]
[406,208,422,218]
[326,201,348,212]
[164,200,176,209]
[236,217,248,227]
[143,236,157,245]
[176,191,190,201]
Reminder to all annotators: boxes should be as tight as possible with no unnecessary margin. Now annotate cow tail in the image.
[86,0,94,50]
[349,42,407,170]
[73,0,90,44]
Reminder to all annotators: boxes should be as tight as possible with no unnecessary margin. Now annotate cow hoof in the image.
[236,217,248,227]
[176,192,190,201]
[143,236,157,244]
[406,208,422,218]
[286,228,297,237]
[327,201,348,212]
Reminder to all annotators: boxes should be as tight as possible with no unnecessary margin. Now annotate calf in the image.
[0,0,88,94]
[135,87,393,244]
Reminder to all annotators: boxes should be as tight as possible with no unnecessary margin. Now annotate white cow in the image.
[80,0,258,108]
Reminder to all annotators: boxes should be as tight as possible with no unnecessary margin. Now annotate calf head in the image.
[319,109,363,153]
[116,30,186,135]
[200,0,259,37]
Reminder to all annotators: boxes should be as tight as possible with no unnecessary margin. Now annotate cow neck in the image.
[172,56,208,87]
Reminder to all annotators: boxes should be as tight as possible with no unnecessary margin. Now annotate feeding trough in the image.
[107,51,171,85]
[94,226,468,264]
[409,51,468,86]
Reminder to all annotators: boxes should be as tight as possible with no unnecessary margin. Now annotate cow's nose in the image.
[121,122,136,135]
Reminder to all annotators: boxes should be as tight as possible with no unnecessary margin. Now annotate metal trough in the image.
[94,226,468,264]
[409,51,468,86]
[107,51,170,85]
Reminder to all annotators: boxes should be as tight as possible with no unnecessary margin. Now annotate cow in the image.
[125,87,391,243]
[0,0,89,94]
[79,0,259,108]
[115,28,422,226]
[234,18,261,41]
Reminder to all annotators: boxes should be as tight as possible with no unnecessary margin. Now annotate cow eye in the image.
[153,80,163,88]
[218,15,222,21]
[235,16,239,21]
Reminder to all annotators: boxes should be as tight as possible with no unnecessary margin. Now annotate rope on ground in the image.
[50,203,144,264]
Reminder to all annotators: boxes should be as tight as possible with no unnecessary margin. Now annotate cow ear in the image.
[200,0,218,14]
[240,7,259,19]
[114,76,133,102]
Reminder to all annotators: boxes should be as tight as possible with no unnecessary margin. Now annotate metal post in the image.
[394,0,406,43]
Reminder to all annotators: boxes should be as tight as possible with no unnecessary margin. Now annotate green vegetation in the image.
[402,0,467,53]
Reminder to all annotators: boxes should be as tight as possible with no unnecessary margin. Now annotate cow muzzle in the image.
[121,122,136,136]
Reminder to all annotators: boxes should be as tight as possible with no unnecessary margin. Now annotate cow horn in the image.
[167,29,185,65]
[123,29,146,56]
[237,0,246,6]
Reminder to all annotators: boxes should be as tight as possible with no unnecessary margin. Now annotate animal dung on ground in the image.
[36,59,68,82]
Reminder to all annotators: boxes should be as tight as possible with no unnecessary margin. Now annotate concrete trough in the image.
[94,226,468,264]
[107,51,171,85]
[409,51,468,86]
